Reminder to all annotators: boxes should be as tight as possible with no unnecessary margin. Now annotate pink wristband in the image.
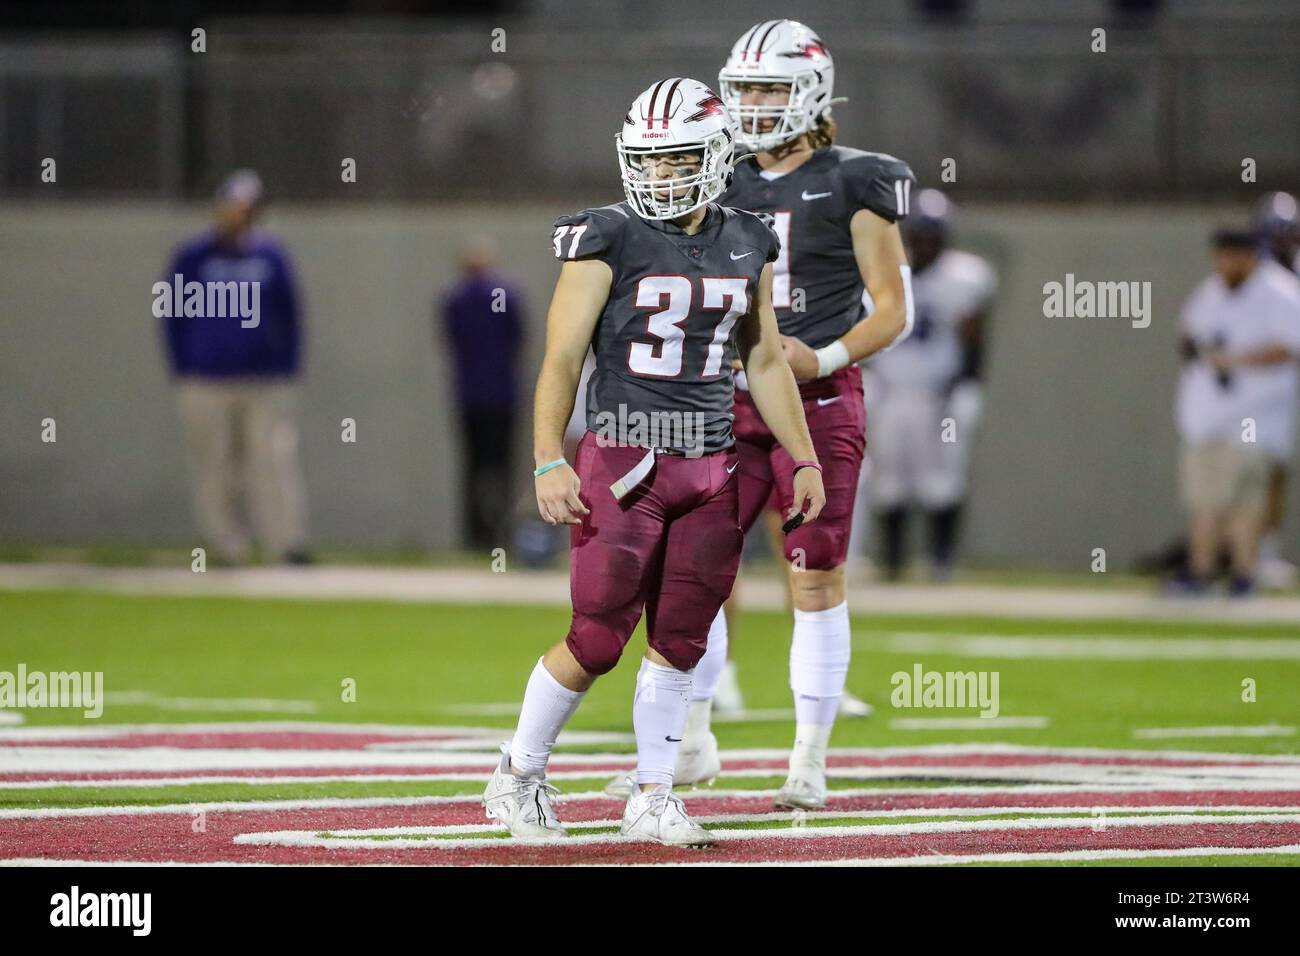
[792,460,822,474]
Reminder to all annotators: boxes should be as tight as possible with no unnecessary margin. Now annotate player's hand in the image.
[788,466,826,525]
[535,463,589,526]
[781,335,820,381]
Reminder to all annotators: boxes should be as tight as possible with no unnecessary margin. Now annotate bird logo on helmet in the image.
[718,19,837,152]
[616,77,738,221]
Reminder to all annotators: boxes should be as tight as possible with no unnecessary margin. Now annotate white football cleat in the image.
[621,784,714,847]
[775,771,827,810]
[837,691,874,718]
[775,746,828,810]
[675,728,721,786]
[712,660,745,715]
[604,771,635,800]
[482,745,566,841]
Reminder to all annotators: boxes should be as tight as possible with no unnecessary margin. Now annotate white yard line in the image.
[6,844,1297,867]
[5,562,1300,623]
[234,812,1300,851]
[885,633,1300,660]
[6,750,1298,787]
[1,730,1293,764]
[8,776,1300,820]
[890,717,1049,730]
[0,721,630,748]
[627,844,1300,867]
[104,691,319,714]
[2,738,1297,781]
[307,805,1300,838]
[1134,725,1296,739]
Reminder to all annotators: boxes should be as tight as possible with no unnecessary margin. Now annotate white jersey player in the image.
[862,189,996,580]
[1251,192,1300,588]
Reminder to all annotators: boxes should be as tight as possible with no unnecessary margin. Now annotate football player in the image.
[1251,192,1300,589]
[864,189,997,581]
[483,77,825,846]
[665,20,917,810]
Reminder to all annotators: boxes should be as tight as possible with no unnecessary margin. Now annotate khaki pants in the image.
[1180,441,1268,514]
[176,379,309,563]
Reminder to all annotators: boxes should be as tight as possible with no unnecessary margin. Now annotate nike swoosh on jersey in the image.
[726,461,739,474]
[729,250,754,260]
[816,395,842,406]
[802,190,833,200]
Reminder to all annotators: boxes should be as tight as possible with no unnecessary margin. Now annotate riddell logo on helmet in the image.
[641,132,670,139]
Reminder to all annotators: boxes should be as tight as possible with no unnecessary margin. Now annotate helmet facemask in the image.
[617,129,735,221]
[719,72,821,152]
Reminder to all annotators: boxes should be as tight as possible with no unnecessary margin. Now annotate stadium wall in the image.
[2,201,1296,569]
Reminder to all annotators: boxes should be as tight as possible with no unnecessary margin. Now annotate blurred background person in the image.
[161,169,310,566]
[441,237,525,552]
[1252,192,1300,588]
[1171,226,1300,596]
[861,189,997,582]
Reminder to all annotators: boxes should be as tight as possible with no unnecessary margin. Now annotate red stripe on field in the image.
[0,762,632,783]
[3,732,473,750]
[3,800,1300,865]
[5,789,1300,865]
[3,751,1292,785]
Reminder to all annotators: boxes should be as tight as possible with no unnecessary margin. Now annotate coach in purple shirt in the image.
[440,238,525,551]
[161,170,310,565]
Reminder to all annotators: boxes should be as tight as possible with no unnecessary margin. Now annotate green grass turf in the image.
[2,589,1297,754]
[0,775,972,809]
[0,589,1296,867]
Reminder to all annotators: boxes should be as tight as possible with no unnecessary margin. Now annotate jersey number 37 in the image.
[631,275,748,379]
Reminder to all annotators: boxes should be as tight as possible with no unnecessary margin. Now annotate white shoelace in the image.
[514,777,561,826]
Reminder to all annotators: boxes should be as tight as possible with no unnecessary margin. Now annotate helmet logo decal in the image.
[781,40,829,60]
[686,95,725,123]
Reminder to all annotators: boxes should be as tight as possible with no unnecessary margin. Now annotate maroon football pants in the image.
[564,431,743,676]
[732,365,867,570]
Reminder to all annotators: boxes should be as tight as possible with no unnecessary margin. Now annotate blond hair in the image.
[807,114,838,150]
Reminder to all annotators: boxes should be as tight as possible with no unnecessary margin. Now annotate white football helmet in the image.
[616,77,737,221]
[718,19,835,152]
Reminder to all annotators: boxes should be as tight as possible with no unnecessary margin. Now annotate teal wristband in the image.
[533,458,567,478]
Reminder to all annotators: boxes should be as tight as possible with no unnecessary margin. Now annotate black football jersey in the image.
[551,201,780,454]
[720,145,916,349]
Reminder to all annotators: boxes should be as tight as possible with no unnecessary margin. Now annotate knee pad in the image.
[565,614,631,676]
[784,521,847,571]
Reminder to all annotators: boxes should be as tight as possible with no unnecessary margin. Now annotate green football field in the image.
[1,586,1299,866]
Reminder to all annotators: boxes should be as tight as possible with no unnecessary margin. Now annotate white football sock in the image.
[508,657,585,777]
[633,657,694,787]
[789,601,851,744]
[790,722,832,772]
[714,659,745,711]
[683,700,712,740]
[691,608,729,703]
